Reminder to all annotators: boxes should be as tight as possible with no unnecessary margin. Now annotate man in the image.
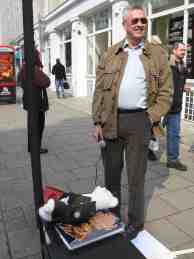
[52,59,66,98]
[92,5,172,239]
[166,43,187,171]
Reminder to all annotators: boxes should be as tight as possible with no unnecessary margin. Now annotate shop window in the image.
[65,42,72,74]
[152,0,184,13]
[152,12,184,51]
[61,26,72,74]
[86,8,111,76]
[184,91,194,121]
[95,9,109,31]
[87,17,93,34]
[63,27,71,41]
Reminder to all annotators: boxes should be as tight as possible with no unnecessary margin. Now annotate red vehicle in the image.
[0,45,16,103]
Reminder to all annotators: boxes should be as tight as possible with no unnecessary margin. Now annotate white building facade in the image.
[1,0,194,122]
[39,0,129,97]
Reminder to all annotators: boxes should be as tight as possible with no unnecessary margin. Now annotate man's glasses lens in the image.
[131,18,148,25]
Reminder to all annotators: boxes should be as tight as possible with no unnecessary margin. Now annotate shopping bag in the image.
[63,81,70,89]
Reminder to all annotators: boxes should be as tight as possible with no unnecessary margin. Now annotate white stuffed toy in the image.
[39,186,118,224]
[83,186,118,210]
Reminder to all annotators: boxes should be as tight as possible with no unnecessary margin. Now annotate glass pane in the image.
[60,44,65,65]
[87,17,93,34]
[87,37,94,75]
[95,9,109,31]
[95,32,108,68]
[64,26,72,41]
[65,42,72,74]
[152,0,184,13]
[190,0,194,3]
[152,12,183,53]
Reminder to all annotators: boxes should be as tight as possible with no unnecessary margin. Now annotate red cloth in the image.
[43,185,64,203]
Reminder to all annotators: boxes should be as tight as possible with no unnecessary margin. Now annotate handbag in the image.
[33,66,51,88]
[63,80,70,89]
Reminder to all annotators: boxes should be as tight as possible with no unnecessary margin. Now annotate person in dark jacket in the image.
[166,42,187,171]
[52,59,66,98]
[20,49,49,154]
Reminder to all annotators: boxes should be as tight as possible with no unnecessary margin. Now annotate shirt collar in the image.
[123,39,144,50]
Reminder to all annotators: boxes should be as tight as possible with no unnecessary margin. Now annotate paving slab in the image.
[0,237,10,259]
[173,240,194,259]
[145,196,178,222]
[167,208,194,238]
[4,207,28,233]
[162,174,194,191]
[145,176,170,198]
[8,229,41,259]
[145,219,192,249]
[160,189,194,211]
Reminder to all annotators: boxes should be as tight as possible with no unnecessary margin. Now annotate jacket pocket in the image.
[103,71,114,91]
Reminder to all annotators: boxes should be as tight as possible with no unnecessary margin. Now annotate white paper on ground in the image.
[131,230,174,259]
[172,248,194,257]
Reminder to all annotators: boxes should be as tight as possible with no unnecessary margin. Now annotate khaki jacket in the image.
[92,39,173,139]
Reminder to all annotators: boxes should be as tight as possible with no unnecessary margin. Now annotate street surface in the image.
[0,89,194,259]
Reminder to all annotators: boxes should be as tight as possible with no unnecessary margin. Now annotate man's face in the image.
[173,44,186,60]
[123,9,147,41]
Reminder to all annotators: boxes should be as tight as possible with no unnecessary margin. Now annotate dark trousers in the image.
[27,111,45,152]
[101,111,151,225]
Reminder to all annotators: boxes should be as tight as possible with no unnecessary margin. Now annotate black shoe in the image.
[167,160,187,171]
[125,223,144,240]
[40,148,48,154]
[148,149,158,161]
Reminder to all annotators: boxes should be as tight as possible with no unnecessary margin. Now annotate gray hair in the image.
[122,4,147,20]
[172,42,185,50]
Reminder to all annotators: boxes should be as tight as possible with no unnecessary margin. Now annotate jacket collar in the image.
[142,40,151,57]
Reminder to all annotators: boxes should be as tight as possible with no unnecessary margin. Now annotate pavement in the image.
[0,89,194,259]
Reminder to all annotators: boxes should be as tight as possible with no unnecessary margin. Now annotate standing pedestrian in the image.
[52,59,66,98]
[92,4,172,239]
[166,42,187,171]
[19,48,49,154]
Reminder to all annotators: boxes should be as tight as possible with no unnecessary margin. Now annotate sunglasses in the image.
[131,18,148,25]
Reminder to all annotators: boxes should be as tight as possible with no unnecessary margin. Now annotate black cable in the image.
[94,152,103,187]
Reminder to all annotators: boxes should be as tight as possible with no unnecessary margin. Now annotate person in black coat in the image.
[165,42,187,171]
[52,59,66,98]
[19,49,49,154]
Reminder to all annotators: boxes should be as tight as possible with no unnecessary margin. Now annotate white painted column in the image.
[147,2,152,41]
[111,0,129,44]
[182,0,189,119]
[71,17,87,97]
[48,30,61,90]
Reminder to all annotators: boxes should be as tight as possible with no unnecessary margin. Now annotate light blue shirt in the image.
[118,41,147,109]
